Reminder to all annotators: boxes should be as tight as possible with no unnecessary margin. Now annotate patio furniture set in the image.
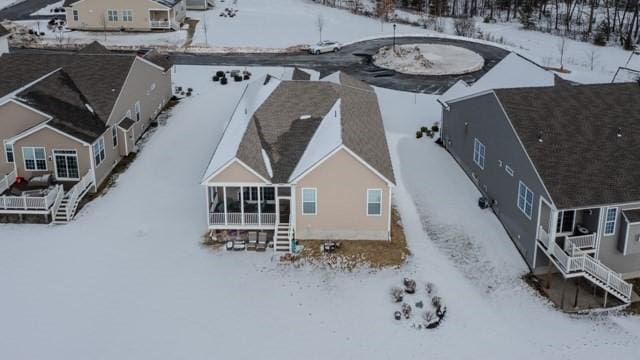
[208,230,271,252]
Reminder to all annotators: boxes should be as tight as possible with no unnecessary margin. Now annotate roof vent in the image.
[537,132,543,143]
[299,115,312,120]
[617,127,623,138]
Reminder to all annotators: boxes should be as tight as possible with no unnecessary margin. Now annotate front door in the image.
[278,198,291,224]
[53,150,80,181]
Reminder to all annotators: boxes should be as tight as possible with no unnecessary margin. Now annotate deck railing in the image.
[150,20,171,28]
[0,170,17,195]
[0,184,63,212]
[209,212,277,226]
[565,233,596,251]
[59,172,94,220]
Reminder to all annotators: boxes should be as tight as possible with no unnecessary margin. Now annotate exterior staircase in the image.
[52,172,95,224]
[274,222,293,252]
[538,226,633,304]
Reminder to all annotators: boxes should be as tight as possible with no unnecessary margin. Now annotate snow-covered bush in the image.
[453,17,476,38]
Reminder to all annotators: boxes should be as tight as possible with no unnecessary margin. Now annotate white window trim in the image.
[134,101,141,122]
[517,181,533,220]
[366,188,383,217]
[604,207,618,236]
[52,149,80,181]
[4,142,14,163]
[93,137,106,167]
[72,9,79,21]
[122,9,133,22]
[505,165,514,176]
[107,9,118,22]
[22,146,47,171]
[301,187,317,216]
[473,138,485,170]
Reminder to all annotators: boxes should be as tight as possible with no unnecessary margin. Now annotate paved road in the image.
[0,0,61,21]
[171,37,509,94]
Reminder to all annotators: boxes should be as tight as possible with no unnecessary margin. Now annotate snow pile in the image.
[373,44,485,75]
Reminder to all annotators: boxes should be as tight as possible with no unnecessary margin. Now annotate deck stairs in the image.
[274,222,293,252]
[538,226,633,304]
[52,172,94,224]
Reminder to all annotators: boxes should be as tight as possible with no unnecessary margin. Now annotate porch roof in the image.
[622,209,640,223]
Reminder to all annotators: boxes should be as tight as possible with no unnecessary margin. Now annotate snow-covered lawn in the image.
[373,44,484,75]
[13,20,188,47]
[0,0,25,11]
[0,65,638,359]
[30,0,64,16]
[189,0,430,48]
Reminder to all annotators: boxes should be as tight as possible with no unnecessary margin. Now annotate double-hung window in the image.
[107,9,118,22]
[604,208,618,235]
[4,143,14,163]
[134,101,141,122]
[517,181,534,219]
[473,138,485,169]
[23,147,47,171]
[302,188,317,215]
[122,10,133,22]
[72,10,79,21]
[93,137,105,167]
[367,189,382,216]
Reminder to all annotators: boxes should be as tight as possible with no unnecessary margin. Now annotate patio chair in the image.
[247,232,258,251]
[233,234,246,251]
[256,232,268,251]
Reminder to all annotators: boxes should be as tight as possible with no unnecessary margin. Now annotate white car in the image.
[309,40,342,55]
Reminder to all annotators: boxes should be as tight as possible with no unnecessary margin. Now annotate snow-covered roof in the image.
[201,74,281,183]
[202,71,395,185]
[289,99,342,181]
[440,53,556,103]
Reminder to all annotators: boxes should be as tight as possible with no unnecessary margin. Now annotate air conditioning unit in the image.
[478,197,490,209]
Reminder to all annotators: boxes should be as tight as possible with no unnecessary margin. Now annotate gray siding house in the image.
[441,82,640,305]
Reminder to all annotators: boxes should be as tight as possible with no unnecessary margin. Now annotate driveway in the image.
[171,36,509,94]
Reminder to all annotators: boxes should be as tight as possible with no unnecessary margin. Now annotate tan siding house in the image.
[64,0,186,31]
[201,71,395,253]
[0,42,172,222]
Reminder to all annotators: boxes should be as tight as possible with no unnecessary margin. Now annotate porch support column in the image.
[240,186,245,225]
[223,186,228,226]
[258,186,262,226]
[548,209,559,256]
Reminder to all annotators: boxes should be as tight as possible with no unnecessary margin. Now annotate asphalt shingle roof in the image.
[495,82,640,209]
[0,49,136,121]
[235,73,395,184]
[17,69,106,143]
[0,24,9,37]
[623,209,640,223]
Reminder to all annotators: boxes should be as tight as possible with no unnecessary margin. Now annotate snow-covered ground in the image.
[0,65,638,359]
[373,44,484,75]
[189,0,429,48]
[13,20,188,48]
[30,0,64,16]
[0,0,25,11]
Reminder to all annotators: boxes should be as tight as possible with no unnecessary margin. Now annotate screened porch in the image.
[207,185,277,228]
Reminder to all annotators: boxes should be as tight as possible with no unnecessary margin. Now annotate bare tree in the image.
[585,48,600,71]
[316,13,325,42]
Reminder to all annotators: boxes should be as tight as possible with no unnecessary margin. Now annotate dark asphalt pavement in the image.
[171,36,509,94]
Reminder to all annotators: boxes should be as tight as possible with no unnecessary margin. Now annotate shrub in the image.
[416,131,423,139]
[454,17,476,38]
[420,126,429,133]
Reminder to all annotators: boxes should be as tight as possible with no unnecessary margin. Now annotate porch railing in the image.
[0,169,17,195]
[0,184,63,212]
[209,212,277,226]
[538,226,550,248]
[565,233,596,251]
[150,20,171,28]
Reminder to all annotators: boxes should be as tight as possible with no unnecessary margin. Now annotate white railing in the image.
[60,172,94,220]
[209,212,277,226]
[0,184,62,212]
[209,213,225,225]
[261,213,276,225]
[0,170,17,195]
[150,20,171,28]
[550,241,571,273]
[565,233,596,250]
[538,226,550,248]
[227,212,242,225]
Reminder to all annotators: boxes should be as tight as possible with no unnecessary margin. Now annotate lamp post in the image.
[393,24,397,52]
